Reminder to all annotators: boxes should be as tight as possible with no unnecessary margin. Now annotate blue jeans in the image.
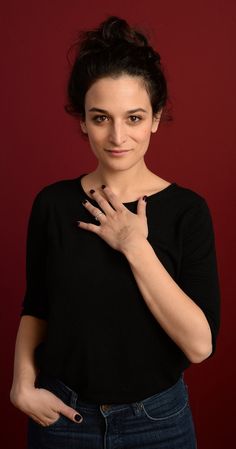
[27,372,197,448]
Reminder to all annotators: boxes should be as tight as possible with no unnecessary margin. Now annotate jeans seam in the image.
[141,398,189,422]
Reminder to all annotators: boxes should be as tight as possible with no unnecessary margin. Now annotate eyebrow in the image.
[88,107,148,114]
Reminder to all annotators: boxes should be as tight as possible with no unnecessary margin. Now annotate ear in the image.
[80,120,88,134]
[151,109,162,133]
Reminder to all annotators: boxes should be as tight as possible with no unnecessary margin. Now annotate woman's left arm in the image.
[122,237,212,363]
[121,198,221,364]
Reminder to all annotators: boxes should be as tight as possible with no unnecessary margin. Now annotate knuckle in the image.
[118,208,125,217]
[56,405,64,414]
[107,190,113,198]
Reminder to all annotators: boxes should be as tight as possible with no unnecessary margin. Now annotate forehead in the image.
[85,75,151,110]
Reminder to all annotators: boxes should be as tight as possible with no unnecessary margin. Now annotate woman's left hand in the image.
[77,185,148,253]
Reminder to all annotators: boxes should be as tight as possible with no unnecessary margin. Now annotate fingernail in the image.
[77,221,80,226]
[89,189,95,194]
[143,195,148,202]
[82,199,88,204]
[101,185,106,189]
[74,414,83,422]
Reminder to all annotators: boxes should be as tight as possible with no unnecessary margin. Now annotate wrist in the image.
[121,237,149,259]
[10,382,36,407]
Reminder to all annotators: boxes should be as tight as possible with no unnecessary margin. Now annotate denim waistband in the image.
[35,372,186,414]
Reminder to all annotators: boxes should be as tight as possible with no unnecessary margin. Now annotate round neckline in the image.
[76,173,177,205]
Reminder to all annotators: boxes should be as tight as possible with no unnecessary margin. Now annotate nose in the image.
[108,121,127,147]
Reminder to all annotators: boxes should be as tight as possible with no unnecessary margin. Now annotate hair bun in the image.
[98,15,148,47]
[98,17,161,64]
[100,16,131,42]
[77,16,161,62]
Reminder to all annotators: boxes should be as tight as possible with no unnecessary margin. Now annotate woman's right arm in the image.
[11,190,83,426]
[10,315,83,427]
[10,315,47,404]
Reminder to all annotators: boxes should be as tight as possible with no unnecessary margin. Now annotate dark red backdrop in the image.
[1,1,235,448]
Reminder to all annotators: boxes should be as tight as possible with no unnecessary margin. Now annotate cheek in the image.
[87,127,106,144]
[136,127,152,141]
[86,131,105,153]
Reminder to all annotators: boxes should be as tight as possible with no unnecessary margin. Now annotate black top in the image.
[20,173,221,404]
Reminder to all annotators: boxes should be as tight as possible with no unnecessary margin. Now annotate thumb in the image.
[59,402,83,424]
[137,195,147,216]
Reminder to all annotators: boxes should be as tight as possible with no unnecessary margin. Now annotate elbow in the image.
[187,342,213,364]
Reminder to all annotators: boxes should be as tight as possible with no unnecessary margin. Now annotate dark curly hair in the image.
[64,15,172,123]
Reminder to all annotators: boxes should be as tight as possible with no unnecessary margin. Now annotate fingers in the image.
[137,195,148,216]
[79,186,129,228]
[79,195,108,231]
[30,413,46,426]
[31,407,83,427]
[78,188,148,239]
[59,403,83,424]
[77,218,102,233]
[89,186,124,213]
[30,412,59,427]
[82,199,107,223]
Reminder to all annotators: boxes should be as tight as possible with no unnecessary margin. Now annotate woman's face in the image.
[80,75,162,170]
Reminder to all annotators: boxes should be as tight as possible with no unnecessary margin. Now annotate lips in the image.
[106,150,130,153]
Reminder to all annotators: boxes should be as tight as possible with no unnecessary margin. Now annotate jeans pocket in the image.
[140,377,189,422]
[141,397,188,422]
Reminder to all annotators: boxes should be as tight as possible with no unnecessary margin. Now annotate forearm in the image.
[10,315,47,398]
[122,238,212,363]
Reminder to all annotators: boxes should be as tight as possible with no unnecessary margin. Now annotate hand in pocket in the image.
[10,385,83,426]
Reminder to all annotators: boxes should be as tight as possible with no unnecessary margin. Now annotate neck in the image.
[88,164,152,197]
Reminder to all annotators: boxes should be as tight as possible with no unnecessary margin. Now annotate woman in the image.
[10,15,221,449]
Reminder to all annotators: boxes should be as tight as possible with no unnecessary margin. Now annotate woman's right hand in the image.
[10,384,83,427]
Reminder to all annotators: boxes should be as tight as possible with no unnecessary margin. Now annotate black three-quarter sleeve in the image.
[20,189,49,320]
[178,197,221,357]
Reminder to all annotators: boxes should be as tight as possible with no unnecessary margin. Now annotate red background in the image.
[1,1,235,448]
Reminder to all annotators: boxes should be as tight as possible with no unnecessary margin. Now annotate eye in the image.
[129,115,142,123]
[92,115,108,123]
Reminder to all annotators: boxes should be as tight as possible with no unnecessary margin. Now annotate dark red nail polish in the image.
[101,185,106,189]
[74,414,83,422]
[90,189,95,194]
[82,199,88,204]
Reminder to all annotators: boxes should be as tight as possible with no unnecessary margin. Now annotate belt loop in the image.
[132,401,143,415]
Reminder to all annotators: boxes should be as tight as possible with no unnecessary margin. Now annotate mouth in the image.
[105,149,131,157]
[105,149,131,153]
